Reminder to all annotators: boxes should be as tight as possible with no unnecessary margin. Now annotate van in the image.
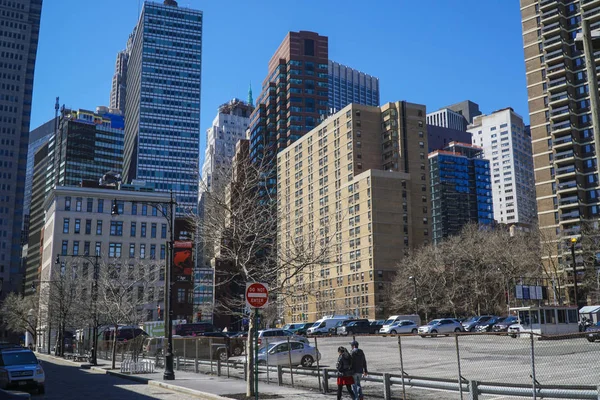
[381,315,421,330]
[306,315,353,335]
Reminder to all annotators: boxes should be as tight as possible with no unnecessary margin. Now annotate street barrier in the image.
[120,357,155,374]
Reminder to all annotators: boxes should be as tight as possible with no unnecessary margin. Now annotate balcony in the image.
[550,104,571,121]
[549,77,568,91]
[557,180,578,193]
[552,121,572,134]
[553,135,573,148]
[556,164,577,178]
[560,210,581,222]
[540,0,557,11]
[546,48,565,63]
[558,195,579,206]
[541,8,562,23]
[562,226,581,236]
[542,21,563,37]
[549,91,570,107]
[547,63,566,79]
[583,6,600,22]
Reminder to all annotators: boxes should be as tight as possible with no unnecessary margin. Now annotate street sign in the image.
[245,282,269,309]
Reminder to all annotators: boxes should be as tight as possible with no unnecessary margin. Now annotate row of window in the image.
[60,239,166,260]
[62,218,167,238]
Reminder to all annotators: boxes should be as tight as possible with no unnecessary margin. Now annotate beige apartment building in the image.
[520,0,600,303]
[277,102,431,322]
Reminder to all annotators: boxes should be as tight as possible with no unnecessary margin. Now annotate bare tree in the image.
[95,259,158,369]
[0,292,39,346]
[195,143,336,396]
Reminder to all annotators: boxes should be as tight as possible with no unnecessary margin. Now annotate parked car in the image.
[337,319,373,335]
[294,323,316,336]
[102,327,148,342]
[306,315,353,335]
[257,340,320,367]
[175,322,217,337]
[380,320,419,335]
[491,316,518,332]
[0,347,45,394]
[475,317,504,332]
[462,316,496,332]
[418,319,464,337]
[382,315,422,329]
[369,320,384,333]
[201,332,245,356]
[257,329,308,347]
[143,335,231,361]
[332,319,359,335]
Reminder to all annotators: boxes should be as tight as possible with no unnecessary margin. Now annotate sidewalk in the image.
[37,353,333,400]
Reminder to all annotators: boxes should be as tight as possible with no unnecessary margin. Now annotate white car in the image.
[379,320,419,334]
[418,319,464,337]
[257,340,320,367]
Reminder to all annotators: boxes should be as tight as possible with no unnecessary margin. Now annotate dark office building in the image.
[429,142,493,244]
[427,124,472,152]
[0,0,42,297]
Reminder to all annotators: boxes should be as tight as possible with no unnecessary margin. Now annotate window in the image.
[142,204,148,215]
[87,198,93,212]
[140,244,146,259]
[75,198,82,212]
[141,223,147,237]
[160,244,166,260]
[63,218,70,234]
[150,244,156,259]
[61,240,68,256]
[97,199,104,213]
[73,241,79,255]
[84,241,90,256]
[109,243,122,258]
[152,207,157,217]
[85,220,92,235]
[161,224,167,239]
[110,221,123,236]
[131,203,137,215]
[151,223,157,238]
[95,242,101,256]
[177,288,186,304]
[96,220,103,235]
[130,222,136,237]
[74,219,81,234]
[65,196,71,211]
[129,243,135,258]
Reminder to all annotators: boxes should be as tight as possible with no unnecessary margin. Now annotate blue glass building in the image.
[123,0,203,214]
[429,142,493,244]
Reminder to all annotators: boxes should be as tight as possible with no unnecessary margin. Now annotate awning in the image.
[579,306,600,314]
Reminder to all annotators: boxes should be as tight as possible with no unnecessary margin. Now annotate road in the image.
[30,356,199,400]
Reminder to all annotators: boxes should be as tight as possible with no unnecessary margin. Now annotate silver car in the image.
[418,319,464,337]
[257,340,320,367]
[0,347,45,394]
[379,320,419,334]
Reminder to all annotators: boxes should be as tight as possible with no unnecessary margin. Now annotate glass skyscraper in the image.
[328,60,380,112]
[123,0,203,213]
[429,142,493,244]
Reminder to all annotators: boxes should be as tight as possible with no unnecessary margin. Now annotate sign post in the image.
[245,282,269,400]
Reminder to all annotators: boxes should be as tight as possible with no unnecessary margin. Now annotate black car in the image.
[330,319,357,335]
[294,323,316,336]
[474,317,503,332]
[491,316,519,332]
[370,320,384,333]
[175,322,217,337]
[338,320,374,335]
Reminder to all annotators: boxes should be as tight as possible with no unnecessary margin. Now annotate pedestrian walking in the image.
[350,340,368,400]
[336,346,355,400]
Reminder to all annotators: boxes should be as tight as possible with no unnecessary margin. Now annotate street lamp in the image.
[408,276,418,316]
[54,253,100,365]
[111,191,176,381]
[570,237,579,309]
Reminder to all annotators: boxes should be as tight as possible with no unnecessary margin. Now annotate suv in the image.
[175,323,216,337]
[337,319,372,335]
[257,329,308,346]
[143,335,231,361]
[331,319,357,335]
[0,347,45,394]
[462,316,496,332]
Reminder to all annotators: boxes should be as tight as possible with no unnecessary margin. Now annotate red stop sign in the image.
[246,282,269,309]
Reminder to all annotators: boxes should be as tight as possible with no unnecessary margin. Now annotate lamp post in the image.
[408,276,418,316]
[54,253,100,365]
[570,237,579,309]
[111,191,176,381]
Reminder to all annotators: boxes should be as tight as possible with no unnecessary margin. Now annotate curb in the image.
[148,381,234,400]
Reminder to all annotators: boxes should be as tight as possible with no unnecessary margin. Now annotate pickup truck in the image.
[336,319,372,335]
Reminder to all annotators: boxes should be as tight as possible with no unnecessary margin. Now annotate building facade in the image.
[122,0,203,213]
[277,102,431,321]
[468,108,537,225]
[109,50,129,115]
[328,60,380,112]
[426,108,468,131]
[429,142,493,244]
[444,100,482,125]
[0,0,42,297]
[427,124,472,152]
[36,186,190,349]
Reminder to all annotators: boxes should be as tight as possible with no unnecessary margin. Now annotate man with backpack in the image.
[350,341,368,400]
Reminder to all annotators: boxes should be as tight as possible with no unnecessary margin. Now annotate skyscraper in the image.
[429,142,493,244]
[519,0,600,301]
[0,0,42,296]
[109,47,130,114]
[426,108,468,131]
[467,107,537,225]
[328,60,380,111]
[122,0,203,213]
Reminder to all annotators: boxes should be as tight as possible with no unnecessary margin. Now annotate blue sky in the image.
[31,0,527,165]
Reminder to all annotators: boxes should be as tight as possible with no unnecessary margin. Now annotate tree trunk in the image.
[246,312,255,397]
[111,325,118,370]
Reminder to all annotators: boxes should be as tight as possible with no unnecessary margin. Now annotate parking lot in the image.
[308,333,600,387]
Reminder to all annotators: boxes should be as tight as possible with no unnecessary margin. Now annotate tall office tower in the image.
[23,106,125,295]
[444,100,482,125]
[278,102,431,321]
[468,108,537,225]
[328,60,380,111]
[0,0,42,297]
[109,50,129,114]
[122,0,203,213]
[429,142,493,245]
[200,98,254,200]
[426,108,468,131]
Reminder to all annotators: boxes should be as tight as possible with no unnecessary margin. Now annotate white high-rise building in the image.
[200,98,254,198]
[427,108,467,131]
[468,108,537,225]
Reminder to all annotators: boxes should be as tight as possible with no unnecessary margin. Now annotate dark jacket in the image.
[336,351,353,376]
[351,348,368,374]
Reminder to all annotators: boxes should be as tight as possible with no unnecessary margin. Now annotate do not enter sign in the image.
[246,282,269,309]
